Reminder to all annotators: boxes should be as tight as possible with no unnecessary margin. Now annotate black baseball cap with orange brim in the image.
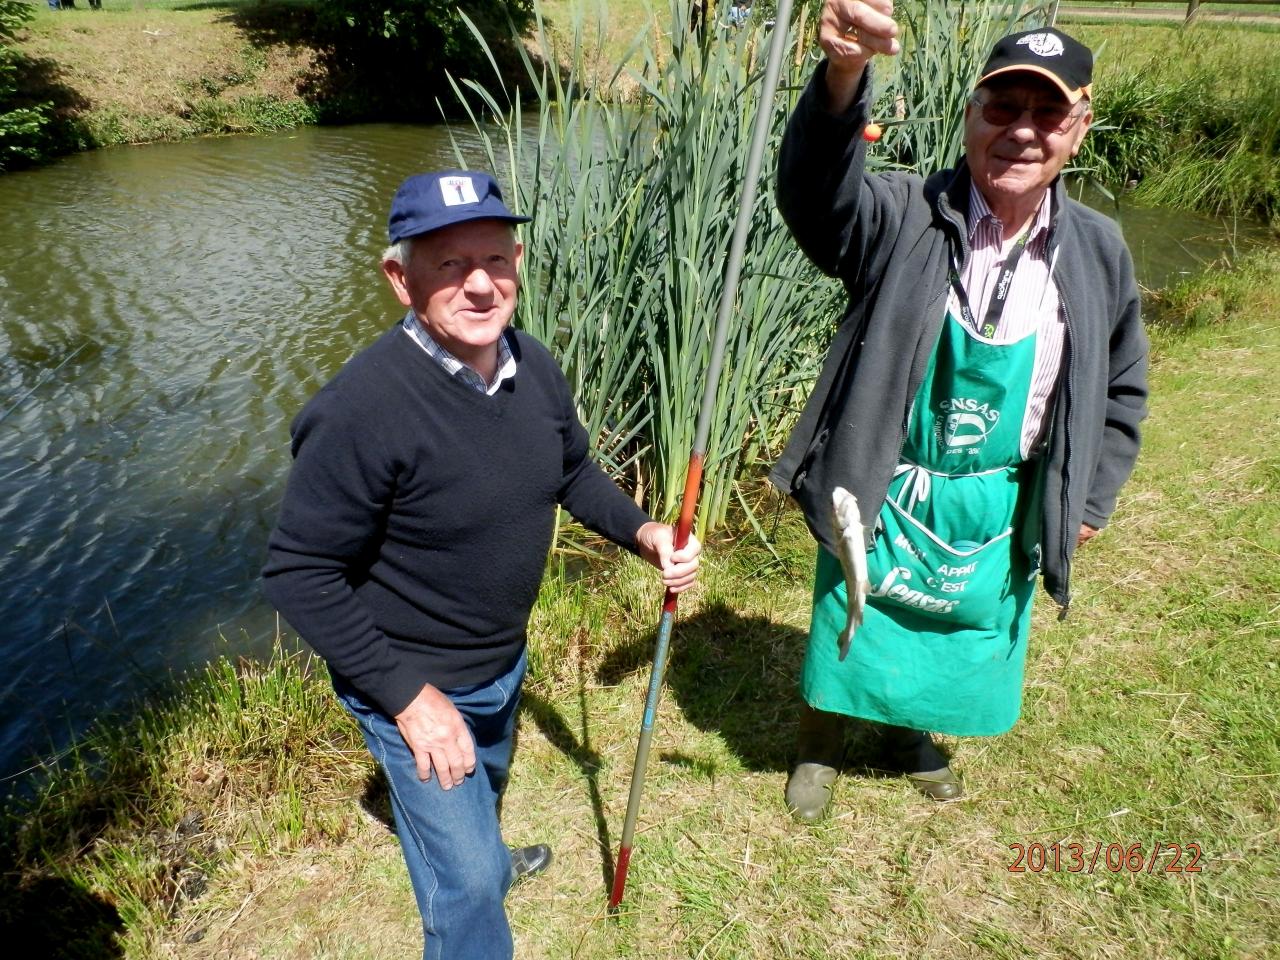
[975,27,1094,104]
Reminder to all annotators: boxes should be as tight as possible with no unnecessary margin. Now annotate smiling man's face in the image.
[383,218,523,369]
[964,74,1092,219]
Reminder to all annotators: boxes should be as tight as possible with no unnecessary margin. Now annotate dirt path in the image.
[1061,4,1280,22]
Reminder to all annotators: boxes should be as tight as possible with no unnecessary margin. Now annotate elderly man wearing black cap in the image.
[773,1,1148,820]
[263,170,701,958]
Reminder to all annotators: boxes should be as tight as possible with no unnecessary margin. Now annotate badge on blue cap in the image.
[388,169,532,244]
[439,175,481,206]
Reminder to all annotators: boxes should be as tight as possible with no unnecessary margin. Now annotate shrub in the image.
[0,0,53,170]
[1078,24,1280,226]
[314,0,534,118]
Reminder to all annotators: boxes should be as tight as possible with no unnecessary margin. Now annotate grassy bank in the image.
[10,0,323,152]
[1069,19,1280,228]
[1058,1,1280,19]
[4,248,1277,957]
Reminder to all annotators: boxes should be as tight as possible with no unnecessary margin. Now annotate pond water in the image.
[0,123,1272,785]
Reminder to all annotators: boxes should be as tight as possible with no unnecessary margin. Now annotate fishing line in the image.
[0,342,90,425]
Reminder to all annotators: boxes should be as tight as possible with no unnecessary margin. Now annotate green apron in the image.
[802,311,1041,736]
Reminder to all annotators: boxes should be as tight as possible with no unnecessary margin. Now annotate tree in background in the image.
[315,0,534,119]
[0,0,51,170]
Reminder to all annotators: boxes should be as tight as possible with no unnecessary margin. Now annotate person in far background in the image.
[772,0,1148,819]
[263,170,701,959]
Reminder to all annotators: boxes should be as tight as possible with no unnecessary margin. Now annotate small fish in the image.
[831,486,870,661]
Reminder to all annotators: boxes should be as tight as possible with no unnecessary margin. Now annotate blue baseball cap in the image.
[387,170,531,244]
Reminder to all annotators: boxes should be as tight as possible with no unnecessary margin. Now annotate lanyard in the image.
[949,229,1032,339]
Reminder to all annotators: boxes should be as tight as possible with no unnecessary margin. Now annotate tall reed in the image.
[451,1,836,529]
[448,0,1053,532]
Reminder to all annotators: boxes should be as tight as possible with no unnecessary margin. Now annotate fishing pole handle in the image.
[673,453,705,550]
[662,453,705,613]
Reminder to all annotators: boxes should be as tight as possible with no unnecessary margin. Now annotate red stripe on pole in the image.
[608,845,633,909]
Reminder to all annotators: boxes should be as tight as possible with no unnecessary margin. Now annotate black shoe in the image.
[509,844,552,883]
[880,726,963,801]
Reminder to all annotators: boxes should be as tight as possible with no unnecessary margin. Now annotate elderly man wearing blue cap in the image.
[263,170,701,958]
[773,1,1148,821]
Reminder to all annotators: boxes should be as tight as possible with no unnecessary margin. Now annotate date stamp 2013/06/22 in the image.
[1007,842,1203,874]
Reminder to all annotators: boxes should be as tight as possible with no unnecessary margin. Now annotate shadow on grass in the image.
[0,725,209,959]
[8,53,95,166]
[0,872,124,959]
[519,672,615,896]
[595,601,947,783]
[358,769,394,832]
[597,601,808,775]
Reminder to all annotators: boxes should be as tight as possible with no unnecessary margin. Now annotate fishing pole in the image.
[608,0,797,911]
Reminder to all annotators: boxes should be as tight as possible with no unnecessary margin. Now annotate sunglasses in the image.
[969,94,1088,134]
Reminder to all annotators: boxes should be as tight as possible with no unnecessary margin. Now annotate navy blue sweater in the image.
[263,324,652,716]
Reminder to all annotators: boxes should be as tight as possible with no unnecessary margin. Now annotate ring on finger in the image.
[842,23,859,41]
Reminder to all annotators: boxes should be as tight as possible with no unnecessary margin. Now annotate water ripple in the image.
[0,123,491,782]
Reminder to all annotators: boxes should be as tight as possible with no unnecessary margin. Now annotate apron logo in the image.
[893,532,927,563]
[935,397,1000,450]
[870,566,960,615]
[1017,33,1065,57]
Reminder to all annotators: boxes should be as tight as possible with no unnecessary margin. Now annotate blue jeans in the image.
[335,649,527,960]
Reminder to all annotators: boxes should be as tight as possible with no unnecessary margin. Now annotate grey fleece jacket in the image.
[769,64,1149,613]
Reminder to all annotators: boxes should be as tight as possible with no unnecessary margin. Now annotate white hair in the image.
[381,238,413,268]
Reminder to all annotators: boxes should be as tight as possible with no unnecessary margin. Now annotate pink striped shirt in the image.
[950,183,1066,456]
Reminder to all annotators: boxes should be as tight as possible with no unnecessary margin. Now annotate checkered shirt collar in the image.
[401,311,516,395]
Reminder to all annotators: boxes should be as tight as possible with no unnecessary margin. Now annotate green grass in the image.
[4,248,1277,958]
[536,0,656,76]
[13,0,323,153]
[1070,21,1280,226]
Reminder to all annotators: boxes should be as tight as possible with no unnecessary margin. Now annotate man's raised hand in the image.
[818,0,901,110]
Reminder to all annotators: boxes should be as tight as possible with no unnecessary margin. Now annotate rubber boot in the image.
[881,725,962,801]
[784,703,847,822]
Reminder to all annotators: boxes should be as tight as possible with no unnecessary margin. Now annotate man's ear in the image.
[382,257,413,308]
[1070,104,1093,158]
[514,241,525,274]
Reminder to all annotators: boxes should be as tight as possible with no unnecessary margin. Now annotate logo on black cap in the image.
[1016,33,1065,58]
[977,27,1094,103]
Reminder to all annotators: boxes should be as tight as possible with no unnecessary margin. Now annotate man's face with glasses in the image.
[963,74,1092,222]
